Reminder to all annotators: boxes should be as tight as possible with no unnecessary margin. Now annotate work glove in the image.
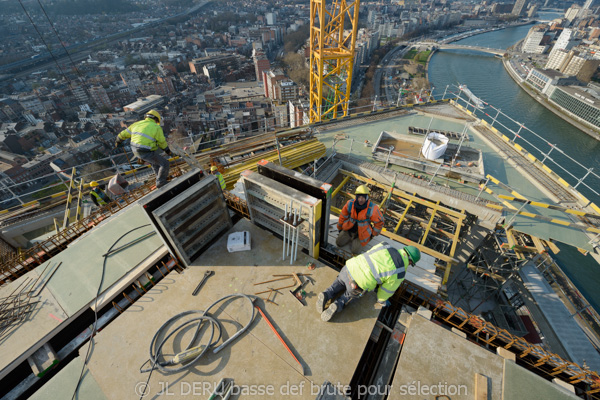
[164,147,172,156]
[114,139,122,149]
[374,300,390,310]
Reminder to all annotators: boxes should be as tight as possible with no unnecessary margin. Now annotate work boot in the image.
[316,292,327,314]
[321,302,338,322]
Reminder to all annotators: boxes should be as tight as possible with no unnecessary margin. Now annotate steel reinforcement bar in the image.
[395,280,600,398]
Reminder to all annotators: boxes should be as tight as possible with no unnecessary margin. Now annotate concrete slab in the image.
[43,204,163,316]
[85,219,380,399]
[0,204,165,380]
[320,106,595,252]
[388,314,504,400]
[519,263,600,371]
[29,356,107,400]
[0,271,68,379]
[502,359,580,400]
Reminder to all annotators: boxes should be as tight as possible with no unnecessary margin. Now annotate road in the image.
[373,44,410,107]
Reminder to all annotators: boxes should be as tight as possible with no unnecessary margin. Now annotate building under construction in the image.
[0,100,600,400]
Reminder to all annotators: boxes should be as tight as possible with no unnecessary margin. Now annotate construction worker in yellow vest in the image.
[115,110,172,188]
[89,181,110,207]
[211,166,226,190]
[317,243,421,322]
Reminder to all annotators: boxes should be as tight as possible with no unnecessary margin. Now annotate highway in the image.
[373,44,410,107]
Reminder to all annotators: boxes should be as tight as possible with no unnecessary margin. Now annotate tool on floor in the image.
[192,270,214,296]
[208,377,234,400]
[289,273,313,306]
[255,304,305,375]
[263,287,280,306]
[255,284,295,295]
[253,273,313,296]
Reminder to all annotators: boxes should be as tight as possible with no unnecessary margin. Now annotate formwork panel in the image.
[241,170,321,257]
[257,160,332,257]
[151,175,232,266]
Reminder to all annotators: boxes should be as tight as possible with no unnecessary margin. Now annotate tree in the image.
[283,25,310,54]
[282,53,309,87]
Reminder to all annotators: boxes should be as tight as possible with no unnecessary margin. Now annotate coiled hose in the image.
[140,293,256,376]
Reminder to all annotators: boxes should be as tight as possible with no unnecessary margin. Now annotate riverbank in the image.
[502,55,600,142]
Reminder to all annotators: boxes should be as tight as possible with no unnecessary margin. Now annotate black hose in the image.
[137,294,256,399]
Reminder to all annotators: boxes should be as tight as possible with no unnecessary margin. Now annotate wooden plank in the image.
[338,169,466,220]
[381,230,458,264]
[530,235,547,254]
[474,373,488,400]
[542,239,561,254]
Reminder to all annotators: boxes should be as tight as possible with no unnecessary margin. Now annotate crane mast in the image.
[309,0,360,123]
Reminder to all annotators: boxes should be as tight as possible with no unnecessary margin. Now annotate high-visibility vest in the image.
[215,172,226,190]
[90,189,107,206]
[346,243,410,301]
[337,199,384,246]
[118,118,167,152]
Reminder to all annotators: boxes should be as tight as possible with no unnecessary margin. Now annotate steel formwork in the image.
[241,170,322,258]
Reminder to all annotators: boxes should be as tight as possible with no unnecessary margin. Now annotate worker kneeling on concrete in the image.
[115,110,172,188]
[89,181,110,207]
[211,166,226,190]
[317,243,420,322]
[336,185,384,254]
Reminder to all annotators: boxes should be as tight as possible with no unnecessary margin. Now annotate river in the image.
[428,17,600,312]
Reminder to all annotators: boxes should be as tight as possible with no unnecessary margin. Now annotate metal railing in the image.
[451,89,600,203]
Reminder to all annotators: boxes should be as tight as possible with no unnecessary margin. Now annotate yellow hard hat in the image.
[210,166,218,172]
[355,185,370,195]
[145,109,161,124]
[90,181,99,187]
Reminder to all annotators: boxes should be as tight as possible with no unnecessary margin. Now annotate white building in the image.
[554,28,573,51]
[522,26,547,54]
[266,13,277,25]
[545,48,570,70]
[565,5,580,22]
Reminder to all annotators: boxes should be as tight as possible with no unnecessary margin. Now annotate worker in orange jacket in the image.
[336,185,384,254]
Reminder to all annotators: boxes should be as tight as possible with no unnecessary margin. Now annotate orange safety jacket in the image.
[337,199,384,247]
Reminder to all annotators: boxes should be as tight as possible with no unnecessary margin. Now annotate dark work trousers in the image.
[134,149,170,188]
[322,266,364,312]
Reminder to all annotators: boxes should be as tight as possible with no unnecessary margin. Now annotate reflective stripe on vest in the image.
[91,190,107,205]
[362,244,407,284]
[132,130,156,142]
[217,172,225,189]
[347,200,374,224]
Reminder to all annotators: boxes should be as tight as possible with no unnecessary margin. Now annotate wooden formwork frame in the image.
[330,170,465,284]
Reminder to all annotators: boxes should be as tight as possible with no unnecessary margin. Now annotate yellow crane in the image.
[309,0,360,123]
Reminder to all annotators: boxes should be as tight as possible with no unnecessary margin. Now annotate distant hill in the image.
[50,0,141,15]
